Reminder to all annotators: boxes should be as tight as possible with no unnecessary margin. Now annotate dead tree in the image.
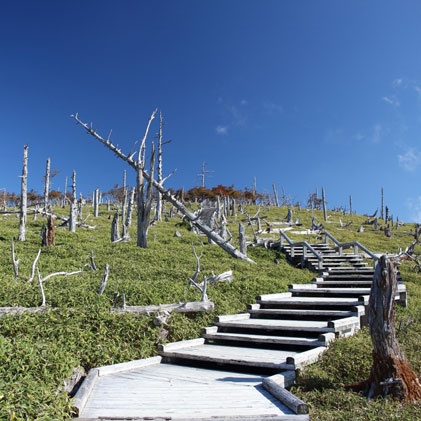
[189,244,208,301]
[41,215,55,246]
[71,113,254,263]
[122,170,128,219]
[18,145,28,241]
[239,223,247,256]
[125,186,135,227]
[347,256,421,401]
[111,212,121,242]
[43,158,50,212]
[94,188,99,217]
[322,187,327,222]
[98,264,110,295]
[272,182,279,206]
[11,238,20,278]
[27,249,41,283]
[154,111,172,222]
[138,142,155,247]
[69,171,77,232]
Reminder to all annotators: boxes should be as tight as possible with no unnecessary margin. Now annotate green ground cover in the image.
[0,204,420,419]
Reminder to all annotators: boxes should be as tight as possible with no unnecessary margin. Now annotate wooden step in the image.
[257,295,367,307]
[248,306,359,319]
[202,330,329,347]
[159,340,298,370]
[215,318,335,333]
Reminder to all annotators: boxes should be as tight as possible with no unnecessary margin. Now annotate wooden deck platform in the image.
[77,359,307,420]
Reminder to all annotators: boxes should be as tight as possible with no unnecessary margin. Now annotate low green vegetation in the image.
[0,204,420,419]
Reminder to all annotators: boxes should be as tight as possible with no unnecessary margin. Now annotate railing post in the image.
[291,245,295,258]
[339,246,343,256]
[280,233,283,247]
[318,257,322,270]
[354,244,358,255]
[302,246,306,268]
[325,233,328,245]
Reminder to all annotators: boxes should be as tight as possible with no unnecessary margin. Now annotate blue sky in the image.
[2,1,421,221]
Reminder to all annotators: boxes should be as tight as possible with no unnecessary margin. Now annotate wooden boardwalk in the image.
[74,239,407,420]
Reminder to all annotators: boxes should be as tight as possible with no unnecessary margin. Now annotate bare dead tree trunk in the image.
[272,182,279,207]
[94,188,99,217]
[239,223,247,256]
[347,256,421,401]
[349,195,353,216]
[138,143,155,248]
[69,170,77,232]
[125,186,135,227]
[121,170,127,224]
[322,187,327,222]
[381,187,384,220]
[71,113,254,263]
[11,237,20,278]
[111,212,121,242]
[18,145,28,241]
[43,157,50,212]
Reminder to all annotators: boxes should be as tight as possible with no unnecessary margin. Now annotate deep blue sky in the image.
[2,1,421,221]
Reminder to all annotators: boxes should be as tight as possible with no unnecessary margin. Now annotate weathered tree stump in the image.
[41,215,55,246]
[347,256,421,401]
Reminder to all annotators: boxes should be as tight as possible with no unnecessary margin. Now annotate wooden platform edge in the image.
[263,376,309,415]
[97,355,162,377]
[72,368,99,415]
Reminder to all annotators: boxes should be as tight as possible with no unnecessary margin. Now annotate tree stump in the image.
[41,215,55,246]
[347,256,421,401]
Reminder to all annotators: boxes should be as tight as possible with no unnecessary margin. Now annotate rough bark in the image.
[18,145,28,241]
[347,256,421,401]
[41,215,55,246]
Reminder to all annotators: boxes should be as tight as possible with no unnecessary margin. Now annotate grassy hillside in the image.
[0,204,420,420]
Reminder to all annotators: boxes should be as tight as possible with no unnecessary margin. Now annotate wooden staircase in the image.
[74,237,407,420]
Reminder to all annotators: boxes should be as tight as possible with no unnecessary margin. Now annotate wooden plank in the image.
[73,368,99,415]
[203,331,325,347]
[216,318,332,332]
[286,346,327,369]
[249,308,356,318]
[215,313,250,323]
[159,338,204,352]
[257,296,364,306]
[263,377,309,414]
[97,356,162,377]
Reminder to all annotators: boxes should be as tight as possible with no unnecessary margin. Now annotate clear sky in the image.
[2,1,421,221]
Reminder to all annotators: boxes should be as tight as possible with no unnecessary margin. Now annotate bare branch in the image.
[11,237,20,279]
[37,267,46,307]
[98,264,110,295]
[27,249,41,283]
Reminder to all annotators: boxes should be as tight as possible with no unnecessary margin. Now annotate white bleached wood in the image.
[69,170,77,232]
[93,188,99,217]
[111,212,121,242]
[113,300,214,314]
[71,113,254,263]
[263,377,308,415]
[18,145,28,241]
[125,186,135,227]
[98,264,110,295]
[73,368,99,415]
[97,356,162,377]
[43,157,50,212]
[159,338,205,352]
[215,313,250,323]
[286,347,327,369]
[11,238,20,278]
[27,249,41,283]
[239,223,247,256]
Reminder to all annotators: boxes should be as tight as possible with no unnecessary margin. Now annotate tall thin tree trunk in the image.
[125,186,135,227]
[43,157,50,212]
[322,187,327,221]
[121,170,127,225]
[69,170,77,232]
[94,188,99,217]
[18,145,28,241]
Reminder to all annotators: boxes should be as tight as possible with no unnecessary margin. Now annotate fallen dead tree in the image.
[71,113,254,263]
[113,301,214,315]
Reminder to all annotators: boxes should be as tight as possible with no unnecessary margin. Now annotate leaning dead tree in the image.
[347,256,421,401]
[18,145,28,241]
[71,113,254,263]
[41,215,55,246]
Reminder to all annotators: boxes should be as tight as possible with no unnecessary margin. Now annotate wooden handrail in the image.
[279,230,323,269]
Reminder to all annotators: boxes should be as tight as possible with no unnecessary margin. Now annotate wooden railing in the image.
[279,230,323,269]
[323,230,378,268]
